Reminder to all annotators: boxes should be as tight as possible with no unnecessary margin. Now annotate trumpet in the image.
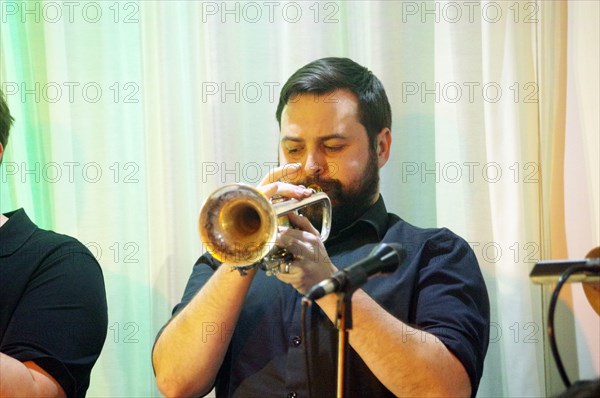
[198,183,331,275]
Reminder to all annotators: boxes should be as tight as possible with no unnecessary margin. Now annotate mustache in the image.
[295,177,343,194]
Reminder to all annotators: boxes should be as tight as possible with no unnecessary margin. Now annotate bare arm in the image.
[277,214,471,397]
[315,290,471,397]
[0,354,66,398]
[152,264,257,397]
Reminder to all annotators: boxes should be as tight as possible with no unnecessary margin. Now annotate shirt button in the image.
[287,392,298,398]
[291,336,302,347]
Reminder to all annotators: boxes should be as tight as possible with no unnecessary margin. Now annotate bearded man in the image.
[153,57,490,398]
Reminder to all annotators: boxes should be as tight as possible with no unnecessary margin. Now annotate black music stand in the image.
[530,258,600,284]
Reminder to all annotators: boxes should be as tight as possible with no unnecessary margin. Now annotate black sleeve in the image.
[153,252,219,347]
[1,247,108,398]
[172,252,221,316]
[414,230,490,397]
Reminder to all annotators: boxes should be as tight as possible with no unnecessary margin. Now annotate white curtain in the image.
[1,1,598,396]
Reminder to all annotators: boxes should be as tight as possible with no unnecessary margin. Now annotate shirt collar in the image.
[0,208,37,257]
[329,195,388,242]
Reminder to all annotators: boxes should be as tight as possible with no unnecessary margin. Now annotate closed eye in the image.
[285,147,303,155]
[324,145,345,153]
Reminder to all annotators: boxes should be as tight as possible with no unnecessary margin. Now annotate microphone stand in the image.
[308,243,405,397]
[335,289,355,398]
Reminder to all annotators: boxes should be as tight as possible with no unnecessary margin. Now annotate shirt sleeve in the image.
[414,229,490,396]
[172,252,221,316]
[1,245,108,398]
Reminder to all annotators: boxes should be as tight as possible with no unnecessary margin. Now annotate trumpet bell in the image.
[199,184,278,266]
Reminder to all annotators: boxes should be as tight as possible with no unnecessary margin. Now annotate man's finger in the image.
[287,213,320,236]
[260,163,302,186]
[260,182,312,199]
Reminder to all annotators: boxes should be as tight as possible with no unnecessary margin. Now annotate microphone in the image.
[305,243,406,301]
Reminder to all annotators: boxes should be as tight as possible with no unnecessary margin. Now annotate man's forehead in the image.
[281,94,359,127]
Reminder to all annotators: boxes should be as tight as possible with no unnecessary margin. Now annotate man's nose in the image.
[304,150,327,178]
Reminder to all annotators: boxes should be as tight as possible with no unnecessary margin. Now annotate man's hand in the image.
[274,209,337,294]
[256,163,337,294]
[257,163,313,201]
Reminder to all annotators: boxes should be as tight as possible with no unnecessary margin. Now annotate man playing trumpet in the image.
[153,57,490,397]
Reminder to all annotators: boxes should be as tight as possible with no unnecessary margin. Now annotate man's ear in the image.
[375,128,391,168]
[0,143,4,163]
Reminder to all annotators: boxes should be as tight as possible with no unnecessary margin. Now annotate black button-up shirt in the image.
[173,196,490,397]
[0,209,108,398]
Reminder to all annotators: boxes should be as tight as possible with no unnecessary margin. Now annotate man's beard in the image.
[296,150,380,235]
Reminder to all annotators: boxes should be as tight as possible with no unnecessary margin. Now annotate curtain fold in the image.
[538,0,569,261]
